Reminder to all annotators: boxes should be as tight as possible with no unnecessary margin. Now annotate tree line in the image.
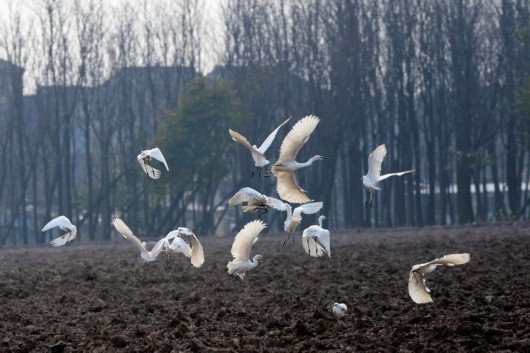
[0,0,529,245]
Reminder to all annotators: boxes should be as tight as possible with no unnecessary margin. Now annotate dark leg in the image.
[370,190,374,208]
[306,238,311,255]
[283,233,292,246]
[258,167,262,177]
[365,189,370,208]
[264,167,272,177]
[251,166,258,177]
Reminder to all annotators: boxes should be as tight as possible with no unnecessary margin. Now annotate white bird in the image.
[272,115,327,204]
[227,220,266,280]
[137,147,169,180]
[283,202,323,245]
[408,253,471,304]
[41,215,77,247]
[163,227,205,268]
[331,303,347,319]
[302,215,330,257]
[229,117,291,177]
[227,187,287,217]
[363,144,414,207]
[112,218,165,263]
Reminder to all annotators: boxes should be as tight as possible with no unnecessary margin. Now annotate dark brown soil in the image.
[0,222,529,352]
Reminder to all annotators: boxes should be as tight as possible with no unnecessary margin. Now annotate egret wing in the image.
[315,229,331,257]
[302,227,319,257]
[231,220,266,262]
[378,169,414,182]
[42,215,74,232]
[170,237,193,257]
[256,117,291,154]
[50,233,73,247]
[149,238,166,258]
[408,271,433,304]
[187,233,205,268]
[275,170,311,204]
[276,115,319,164]
[227,187,265,206]
[266,196,287,211]
[229,129,259,153]
[293,202,323,219]
[112,218,147,253]
[427,253,470,267]
[147,148,169,171]
[367,144,387,180]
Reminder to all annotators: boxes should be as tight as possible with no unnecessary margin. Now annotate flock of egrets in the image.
[40,115,471,317]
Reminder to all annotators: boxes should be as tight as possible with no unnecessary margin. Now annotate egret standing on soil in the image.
[272,115,327,204]
[362,144,414,207]
[283,202,323,245]
[229,117,291,177]
[408,253,471,304]
[302,215,330,257]
[227,187,286,217]
[41,215,77,247]
[331,303,348,319]
[137,147,169,179]
[112,218,165,265]
[227,220,267,280]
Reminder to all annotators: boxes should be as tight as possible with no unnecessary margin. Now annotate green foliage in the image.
[156,77,243,192]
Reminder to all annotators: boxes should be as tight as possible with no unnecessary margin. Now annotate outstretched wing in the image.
[427,253,470,267]
[367,144,387,181]
[231,220,266,262]
[227,187,265,206]
[229,129,258,153]
[275,170,311,204]
[256,117,291,154]
[408,271,433,304]
[149,238,166,258]
[179,228,205,268]
[265,196,287,211]
[378,169,414,182]
[293,202,323,219]
[276,115,319,164]
[137,158,162,179]
[170,237,193,258]
[42,215,74,232]
[147,148,169,171]
[50,233,73,247]
[112,218,147,254]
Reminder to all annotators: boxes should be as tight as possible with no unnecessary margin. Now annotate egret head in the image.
[253,254,263,262]
[313,155,328,161]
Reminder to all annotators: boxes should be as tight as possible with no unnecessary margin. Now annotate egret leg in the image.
[370,190,375,208]
[251,166,258,177]
[365,189,370,208]
[263,167,272,177]
[306,238,311,255]
[282,233,292,246]
[258,167,262,177]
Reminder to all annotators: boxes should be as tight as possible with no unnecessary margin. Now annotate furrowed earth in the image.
[0,222,529,352]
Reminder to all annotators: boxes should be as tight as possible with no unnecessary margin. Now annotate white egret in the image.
[331,303,347,319]
[229,117,291,177]
[363,144,414,207]
[137,147,169,180]
[112,218,165,264]
[302,215,330,257]
[41,215,77,247]
[272,115,327,203]
[163,227,205,268]
[227,187,287,217]
[227,220,266,280]
[408,253,471,304]
[283,202,323,245]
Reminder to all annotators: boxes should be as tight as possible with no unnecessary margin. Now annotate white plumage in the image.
[227,220,266,280]
[227,187,286,216]
[331,303,347,319]
[112,218,165,263]
[41,215,77,247]
[137,147,169,180]
[163,227,205,268]
[229,117,290,176]
[362,144,414,207]
[272,116,326,203]
[302,215,330,257]
[408,253,471,304]
[283,202,323,244]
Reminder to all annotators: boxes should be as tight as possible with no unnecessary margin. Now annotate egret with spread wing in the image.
[137,147,169,180]
[302,215,330,257]
[362,144,413,207]
[272,116,327,203]
[112,218,165,264]
[229,117,290,177]
[41,215,77,247]
[227,220,266,280]
[408,253,471,304]
[163,227,205,268]
[283,202,323,245]
[227,187,286,217]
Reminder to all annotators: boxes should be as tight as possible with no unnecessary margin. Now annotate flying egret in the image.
[331,303,347,319]
[363,144,414,207]
[137,147,169,180]
[163,227,205,268]
[112,218,165,264]
[227,187,287,217]
[41,215,77,247]
[227,220,266,280]
[408,253,471,304]
[302,215,330,257]
[229,117,291,177]
[272,115,327,203]
[283,202,323,245]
